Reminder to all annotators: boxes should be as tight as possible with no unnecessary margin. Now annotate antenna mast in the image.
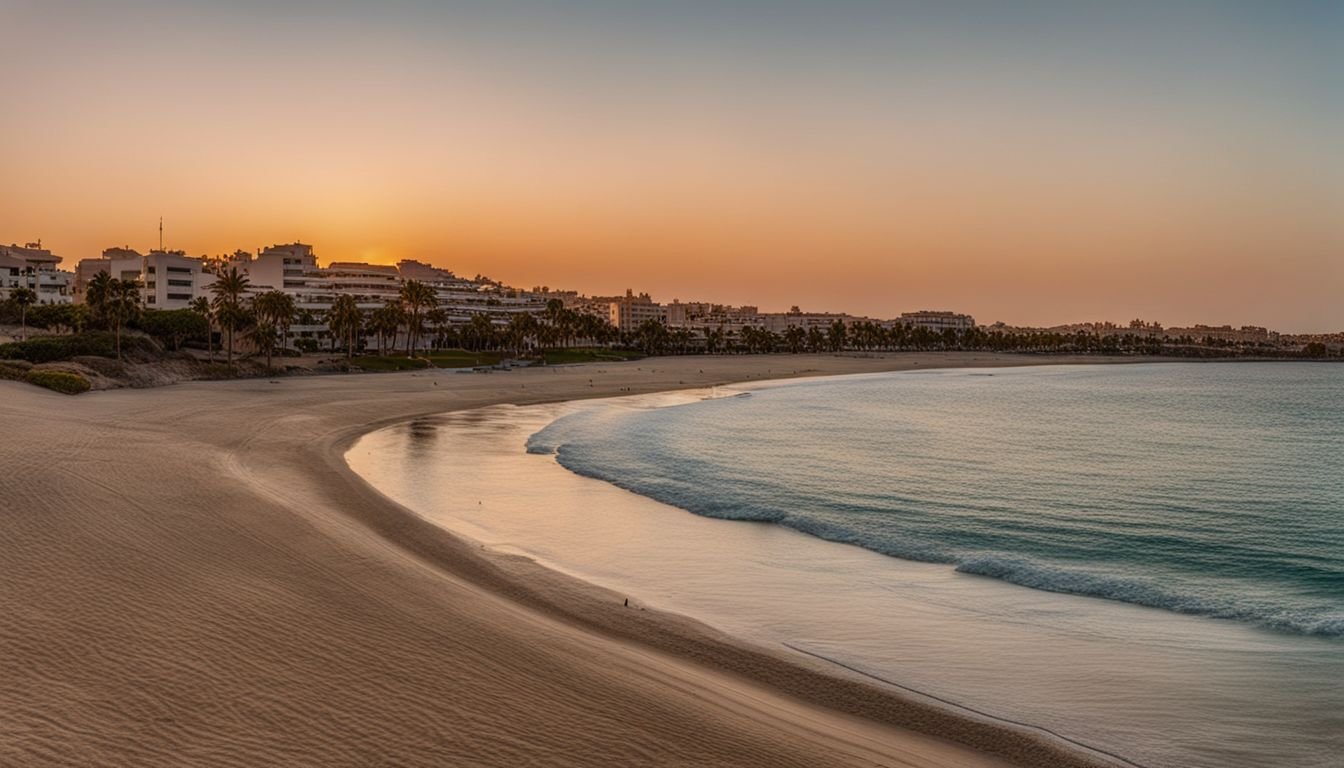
[159,217,163,251]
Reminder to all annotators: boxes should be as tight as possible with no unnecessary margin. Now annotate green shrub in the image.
[134,309,207,350]
[294,338,320,353]
[0,332,160,363]
[25,370,92,395]
[25,303,91,333]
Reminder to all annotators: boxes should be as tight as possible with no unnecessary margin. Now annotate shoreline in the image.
[346,383,1163,767]
[3,353,1154,766]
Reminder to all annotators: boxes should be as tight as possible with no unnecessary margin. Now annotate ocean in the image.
[348,362,1344,767]
[528,363,1344,639]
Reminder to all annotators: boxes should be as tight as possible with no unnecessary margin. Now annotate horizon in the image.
[3,1,1341,333]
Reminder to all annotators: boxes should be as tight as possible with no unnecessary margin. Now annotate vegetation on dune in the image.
[0,332,160,364]
[24,369,92,395]
[84,272,144,361]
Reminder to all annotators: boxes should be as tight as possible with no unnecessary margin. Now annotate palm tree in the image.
[210,267,250,365]
[399,280,437,356]
[85,271,113,328]
[327,295,363,364]
[254,290,296,352]
[249,320,280,372]
[635,318,669,356]
[467,313,495,351]
[828,319,847,352]
[189,296,215,362]
[426,308,450,351]
[369,301,405,356]
[505,312,537,355]
[105,278,142,361]
[10,286,37,341]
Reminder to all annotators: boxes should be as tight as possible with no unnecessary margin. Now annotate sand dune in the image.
[0,353,1136,767]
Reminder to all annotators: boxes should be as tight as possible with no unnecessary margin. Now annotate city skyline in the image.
[3,231,1331,335]
[3,1,1341,332]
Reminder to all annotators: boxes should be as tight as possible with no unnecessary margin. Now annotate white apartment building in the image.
[664,301,856,337]
[243,247,402,346]
[141,251,211,309]
[393,260,546,330]
[248,242,319,293]
[232,246,548,349]
[759,311,856,334]
[1164,325,1279,344]
[74,248,212,309]
[898,310,976,332]
[1,243,74,305]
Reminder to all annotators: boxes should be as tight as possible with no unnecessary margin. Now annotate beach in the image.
[1,353,1147,767]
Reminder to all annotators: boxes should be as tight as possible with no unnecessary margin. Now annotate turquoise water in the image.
[529,363,1344,638]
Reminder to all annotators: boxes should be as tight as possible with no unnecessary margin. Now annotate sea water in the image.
[529,363,1344,639]
[349,363,1344,767]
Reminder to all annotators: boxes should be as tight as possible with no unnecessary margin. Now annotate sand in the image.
[0,353,1143,767]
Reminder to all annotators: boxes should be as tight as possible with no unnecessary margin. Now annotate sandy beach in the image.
[0,353,1143,767]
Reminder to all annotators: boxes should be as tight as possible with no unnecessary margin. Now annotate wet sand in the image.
[0,353,1143,766]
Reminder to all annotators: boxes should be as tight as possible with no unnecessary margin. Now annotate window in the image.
[167,293,192,301]
[166,266,192,274]
[167,279,192,287]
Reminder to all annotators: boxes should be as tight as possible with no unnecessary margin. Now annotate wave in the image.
[955,556,1344,638]
[528,435,1344,639]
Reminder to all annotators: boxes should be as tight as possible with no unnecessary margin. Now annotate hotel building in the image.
[74,248,213,309]
[608,290,668,330]
[898,310,976,332]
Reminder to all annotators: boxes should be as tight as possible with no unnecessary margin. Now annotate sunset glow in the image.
[2,1,1340,330]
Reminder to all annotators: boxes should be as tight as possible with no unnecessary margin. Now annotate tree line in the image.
[5,280,1336,365]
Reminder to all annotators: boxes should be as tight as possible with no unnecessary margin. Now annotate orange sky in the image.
[2,1,1340,331]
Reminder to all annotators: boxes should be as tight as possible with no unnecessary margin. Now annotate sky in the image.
[1,0,1340,331]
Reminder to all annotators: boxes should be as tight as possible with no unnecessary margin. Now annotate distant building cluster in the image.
[5,236,1321,354]
[554,288,977,338]
[987,318,1280,345]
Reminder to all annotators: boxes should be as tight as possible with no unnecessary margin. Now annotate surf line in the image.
[781,642,1149,768]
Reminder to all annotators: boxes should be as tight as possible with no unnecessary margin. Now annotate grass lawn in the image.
[541,347,644,365]
[348,355,431,372]
[422,350,505,368]
[350,348,638,371]
[350,350,504,371]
